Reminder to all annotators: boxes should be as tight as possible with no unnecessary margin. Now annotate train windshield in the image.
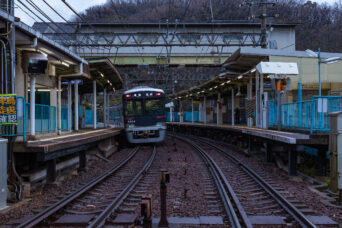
[145,99,164,116]
[124,100,143,117]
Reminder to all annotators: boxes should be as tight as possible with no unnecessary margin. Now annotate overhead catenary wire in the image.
[61,0,112,47]
[15,3,38,23]
[25,0,75,38]
[41,0,68,22]
[18,0,105,51]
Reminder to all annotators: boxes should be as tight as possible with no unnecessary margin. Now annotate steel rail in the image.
[171,134,252,228]
[88,145,157,227]
[17,146,141,228]
[189,135,317,228]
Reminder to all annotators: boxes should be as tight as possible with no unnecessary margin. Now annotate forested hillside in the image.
[76,0,342,52]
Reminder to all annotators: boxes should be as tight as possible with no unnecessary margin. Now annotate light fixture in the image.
[61,61,70,67]
[214,86,218,89]
[107,80,110,83]
[100,73,104,77]
[250,68,256,73]
[305,49,318,58]
[238,75,243,79]
[220,83,225,86]
[227,80,231,84]
[236,86,243,97]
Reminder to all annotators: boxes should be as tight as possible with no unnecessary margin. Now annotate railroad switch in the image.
[159,170,170,227]
[140,194,152,227]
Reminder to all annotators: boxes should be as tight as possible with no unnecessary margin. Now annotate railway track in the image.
[17,145,156,228]
[170,133,318,228]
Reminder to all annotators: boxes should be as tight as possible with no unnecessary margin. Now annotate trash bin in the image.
[0,138,7,210]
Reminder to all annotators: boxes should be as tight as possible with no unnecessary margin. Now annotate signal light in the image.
[156,92,161,96]
[125,94,131,98]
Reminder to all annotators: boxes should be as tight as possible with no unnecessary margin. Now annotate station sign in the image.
[0,94,17,125]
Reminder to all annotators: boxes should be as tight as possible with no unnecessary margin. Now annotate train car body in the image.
[123,86,166,143]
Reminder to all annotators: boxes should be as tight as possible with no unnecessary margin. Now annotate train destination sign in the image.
[0,94,18,125]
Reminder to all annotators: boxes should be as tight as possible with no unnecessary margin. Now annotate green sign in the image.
[0,94,17,125]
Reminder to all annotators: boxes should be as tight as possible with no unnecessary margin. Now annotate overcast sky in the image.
[14,0,339,26]
[15,0,108,25]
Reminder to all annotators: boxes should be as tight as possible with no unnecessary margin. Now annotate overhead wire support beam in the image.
[43,32,263,47]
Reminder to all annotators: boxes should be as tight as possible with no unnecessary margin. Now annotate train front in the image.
[123,88,166,143]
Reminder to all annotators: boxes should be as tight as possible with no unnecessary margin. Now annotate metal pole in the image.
[191,99,194,123]
[260,73,264,128]
[232,89,235,126]
[203,96,207,124]
[103,88,106,128]
[217,93,222,125]
[256,72,260,127]
[10,0,15,93]
[30,76,36,137]
[74,80,79,131]
[93,81,96,129]
[67,81,72,131]
[261,0,268,48]
[318,47,321,96]
[58,77,62,135]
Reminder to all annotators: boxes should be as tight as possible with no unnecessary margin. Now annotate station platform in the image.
[13,128,123,183]
[167,122,329,176]
[167,122,328,145]
[14,128,123,160]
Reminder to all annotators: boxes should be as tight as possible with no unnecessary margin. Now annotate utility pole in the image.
[260,0,268,48]
[240,0,278,48]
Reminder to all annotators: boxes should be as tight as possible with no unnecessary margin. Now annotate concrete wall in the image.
[270,55,342,101]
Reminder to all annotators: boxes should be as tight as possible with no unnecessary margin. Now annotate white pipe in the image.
[93,80,97,129]
[74,80,79,131]
[30,76,36,136]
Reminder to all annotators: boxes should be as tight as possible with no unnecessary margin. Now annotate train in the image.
[123,86,166,143]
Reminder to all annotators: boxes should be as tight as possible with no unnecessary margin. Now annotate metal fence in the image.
[61,107,71,131]
[108,104,123,128]
[26,103,57,134]
[269,96,342,133]
[166,111,200,122]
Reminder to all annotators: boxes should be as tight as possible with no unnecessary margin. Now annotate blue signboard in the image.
[0,94,17,125]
